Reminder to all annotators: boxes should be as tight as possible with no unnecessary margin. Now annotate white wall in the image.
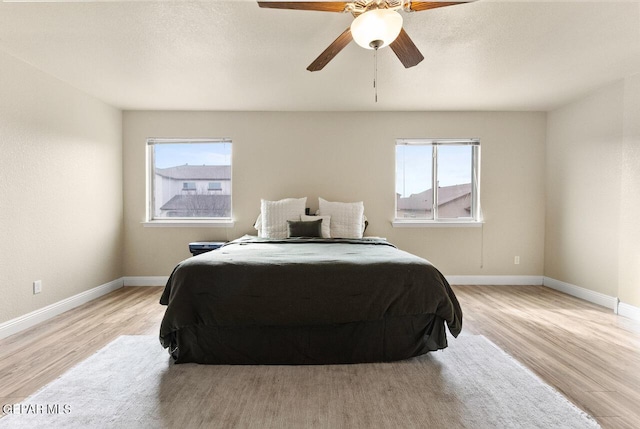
[618,74,640,307]
[123,111,546,279]
[0,50,123,324]
[546,74,640,308]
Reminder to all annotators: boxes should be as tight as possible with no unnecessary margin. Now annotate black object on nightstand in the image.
[188,242,225,256]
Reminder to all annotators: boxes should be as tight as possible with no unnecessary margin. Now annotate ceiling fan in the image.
[257,0,476,72]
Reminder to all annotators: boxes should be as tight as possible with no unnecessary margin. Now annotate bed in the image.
[159,235,462,365]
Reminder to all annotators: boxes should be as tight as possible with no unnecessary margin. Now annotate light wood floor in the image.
[0,285,639,429]
[455,285,640,429]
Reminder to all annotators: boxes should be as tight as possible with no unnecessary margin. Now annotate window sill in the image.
[142,220,235,228]
[392,220,484,228]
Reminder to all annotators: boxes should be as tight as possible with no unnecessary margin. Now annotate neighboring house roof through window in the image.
[160,195,231,217]
[397,183,472,211]
[155,164,231,181]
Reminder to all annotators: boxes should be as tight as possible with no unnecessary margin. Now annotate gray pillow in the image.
[287,219,322,238]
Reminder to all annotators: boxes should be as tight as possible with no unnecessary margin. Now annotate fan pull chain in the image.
[373,47,378,103]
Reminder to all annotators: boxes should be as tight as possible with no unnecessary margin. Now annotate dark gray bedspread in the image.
[159,235,462,364]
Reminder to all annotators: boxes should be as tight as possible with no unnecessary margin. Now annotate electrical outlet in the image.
[33,280,42,294]
[514,256,520,265]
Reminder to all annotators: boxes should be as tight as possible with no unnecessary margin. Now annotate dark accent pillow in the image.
[287,219,322,238]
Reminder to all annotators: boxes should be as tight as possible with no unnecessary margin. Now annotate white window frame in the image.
[143,138,234,228]
[393,138,482,228]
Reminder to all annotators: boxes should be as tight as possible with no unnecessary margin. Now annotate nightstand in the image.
[188,242,225,256]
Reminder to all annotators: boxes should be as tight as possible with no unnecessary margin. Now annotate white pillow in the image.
[301,214,331,238]
[261,197,307,239]
[253,213,263,236]
[317,198,364,238]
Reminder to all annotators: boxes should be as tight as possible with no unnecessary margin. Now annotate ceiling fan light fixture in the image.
[350,9,403,50]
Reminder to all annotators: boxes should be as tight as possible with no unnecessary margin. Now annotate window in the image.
[208,182,222,191]
[182,182,196,191]
[395,139,480,224]
[147,139,232,221]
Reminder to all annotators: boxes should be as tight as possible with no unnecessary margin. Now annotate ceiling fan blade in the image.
[307,27,353,72]
[390,28,424,68]
[407,1,475,12]
[257,2,349,12]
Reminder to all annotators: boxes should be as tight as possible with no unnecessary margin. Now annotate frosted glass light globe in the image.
[350,9,403,50]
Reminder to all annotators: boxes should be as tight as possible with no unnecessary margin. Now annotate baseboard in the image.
[618,302,640,322]
[0,278,124,340]
[446,275,543,286]
[542,277,619,310]
[132,275,545,287]
[123,276,168,287]
[2,274,633,341]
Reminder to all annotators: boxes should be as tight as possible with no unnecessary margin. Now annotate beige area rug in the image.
[0,335,600,429]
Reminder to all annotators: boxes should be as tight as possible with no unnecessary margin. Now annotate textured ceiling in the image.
[0,0,638,111]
